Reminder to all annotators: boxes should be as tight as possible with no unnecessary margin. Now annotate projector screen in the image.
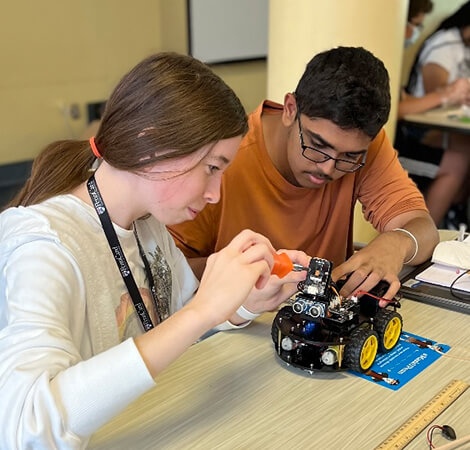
[187,0,268,64]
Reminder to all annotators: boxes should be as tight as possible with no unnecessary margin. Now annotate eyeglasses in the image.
[297,115,366,173]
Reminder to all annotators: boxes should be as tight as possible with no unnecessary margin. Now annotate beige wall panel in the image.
[268,0,408,140]
[1,0,267,165]
[0,0,162,164]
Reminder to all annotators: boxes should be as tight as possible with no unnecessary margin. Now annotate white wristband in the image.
[214,320,251,331]
[392,228,419,265]
[236,305,261,321]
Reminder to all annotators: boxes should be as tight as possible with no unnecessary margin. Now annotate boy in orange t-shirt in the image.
[169,47,439,311]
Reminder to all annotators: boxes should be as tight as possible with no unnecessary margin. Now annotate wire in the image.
[449,270,470,301]
[427,424,443,449]
[401,333,470,362]
[354,290,399,304]
[330,285,342,306]
[432,347,470,362]
[401,332,470,362]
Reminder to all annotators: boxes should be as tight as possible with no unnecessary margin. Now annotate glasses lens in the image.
[303,148,363,172]
[336,160,363,172]
[302,147,329,163]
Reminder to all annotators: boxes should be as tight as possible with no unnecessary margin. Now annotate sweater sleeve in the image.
[0,241,155,449]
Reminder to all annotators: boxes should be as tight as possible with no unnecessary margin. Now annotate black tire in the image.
[374,309,403,353]
[271,319,281,350]
[344,328,379,372]
[271,306,289,349]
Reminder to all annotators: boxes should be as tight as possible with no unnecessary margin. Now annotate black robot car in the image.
[271,257,403,373]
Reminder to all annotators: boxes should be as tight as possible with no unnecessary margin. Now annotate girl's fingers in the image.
[277,249,311,267]
[238,243,274,269]
[228,229,276,255]
[252,260,273,290]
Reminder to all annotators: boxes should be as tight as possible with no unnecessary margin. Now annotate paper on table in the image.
[431,235,470,270]
[416,263,470,293]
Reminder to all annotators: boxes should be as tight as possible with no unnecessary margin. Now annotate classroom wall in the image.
[0,1,465,167]
[0,1,162,165]
[159,0,267,115]
[0,0,266,166]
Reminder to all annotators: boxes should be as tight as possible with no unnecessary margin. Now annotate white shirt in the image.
[0,195,198,449]
[410,28,470,97]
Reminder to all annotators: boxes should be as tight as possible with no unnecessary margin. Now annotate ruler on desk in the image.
[375,379,469,450]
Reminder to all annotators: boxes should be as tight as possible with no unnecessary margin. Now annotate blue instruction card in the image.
[350,331,450,391]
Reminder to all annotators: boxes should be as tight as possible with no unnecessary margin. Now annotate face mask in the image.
[405,24,421,48]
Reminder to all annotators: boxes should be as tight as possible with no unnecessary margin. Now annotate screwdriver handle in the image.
[271,252,294,278]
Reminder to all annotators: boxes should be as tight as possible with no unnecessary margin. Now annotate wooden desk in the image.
[402,107,470,135]
[89,301,470,450]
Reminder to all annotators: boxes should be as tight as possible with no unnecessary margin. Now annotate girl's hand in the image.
[190,229,275,328]
[241,249,311,315]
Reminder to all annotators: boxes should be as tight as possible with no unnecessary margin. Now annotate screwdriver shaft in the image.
[292,263,308,272]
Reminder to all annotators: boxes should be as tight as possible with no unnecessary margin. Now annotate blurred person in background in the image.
[396,0,470,229]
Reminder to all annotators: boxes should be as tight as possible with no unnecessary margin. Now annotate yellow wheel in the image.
[375,310,403,353]
[360,334,378,370]
[344,328,379,372]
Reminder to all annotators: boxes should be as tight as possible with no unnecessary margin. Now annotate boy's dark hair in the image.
[408,0,433,22]
[294,46,391,138]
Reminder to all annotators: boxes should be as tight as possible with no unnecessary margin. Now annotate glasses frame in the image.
[297,114,366,173]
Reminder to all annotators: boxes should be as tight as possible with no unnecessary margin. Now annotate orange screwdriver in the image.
[271,252,309,278]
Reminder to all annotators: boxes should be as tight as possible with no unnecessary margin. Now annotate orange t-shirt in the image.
[169,101,427,268]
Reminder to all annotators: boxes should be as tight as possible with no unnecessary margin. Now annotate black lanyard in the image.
[87,174,161,331]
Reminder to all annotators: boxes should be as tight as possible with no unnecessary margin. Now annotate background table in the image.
[89,299,470,450]
[401,106,470,135]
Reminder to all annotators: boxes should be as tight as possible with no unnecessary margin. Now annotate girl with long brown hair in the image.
[0,52,309,448]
